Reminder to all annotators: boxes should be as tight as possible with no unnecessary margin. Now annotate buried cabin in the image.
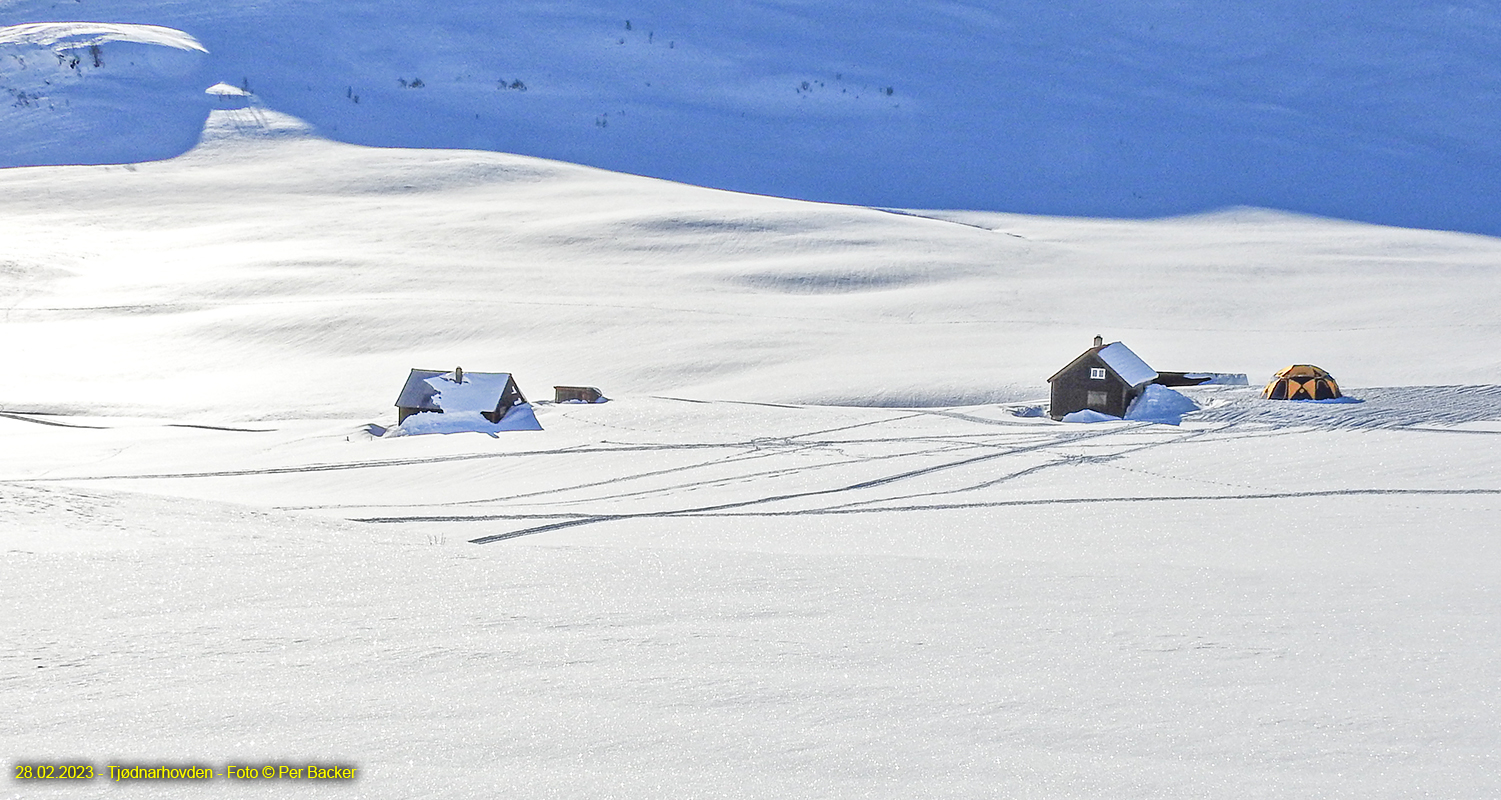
[395,367,527,424]
[1047,337,1159,420]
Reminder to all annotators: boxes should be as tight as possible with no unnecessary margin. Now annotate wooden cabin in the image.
[1047,337,1159,419]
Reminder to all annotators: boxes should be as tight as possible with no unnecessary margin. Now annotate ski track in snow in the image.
[8,386,1493,545]
[1189,384,1501,430]
[459,487,1501,546]
[363,387,1501,541]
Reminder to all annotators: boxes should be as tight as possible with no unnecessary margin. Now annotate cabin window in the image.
[1089,368,1106,380]
[1086,390,1108,409]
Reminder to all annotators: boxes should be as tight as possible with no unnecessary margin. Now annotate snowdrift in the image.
[1125,384,1200,425]
[388,405,544,437]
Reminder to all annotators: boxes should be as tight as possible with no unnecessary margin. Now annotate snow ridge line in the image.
[0,413,109,429]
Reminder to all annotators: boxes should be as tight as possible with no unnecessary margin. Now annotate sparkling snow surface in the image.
[2,118,1500,799]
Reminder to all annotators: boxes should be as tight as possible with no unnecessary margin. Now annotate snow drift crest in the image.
[0,22,211,166]
[0,22,206,51]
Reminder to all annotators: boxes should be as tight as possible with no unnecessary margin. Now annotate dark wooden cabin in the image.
[395,367,527,424]
[1047,337,1159,420]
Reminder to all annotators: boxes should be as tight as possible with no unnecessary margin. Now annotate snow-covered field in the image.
[2,108,1499,797]
[4,2,1501,796]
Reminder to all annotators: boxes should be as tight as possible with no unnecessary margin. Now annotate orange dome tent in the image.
[1262,365,1342,400]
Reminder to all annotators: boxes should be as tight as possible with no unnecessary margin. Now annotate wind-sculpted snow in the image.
[0,22,206,51]
[0,21,210,165]
[5,1,1501,232]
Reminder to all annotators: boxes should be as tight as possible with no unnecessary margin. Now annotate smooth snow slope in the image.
[2,109,1499,421]
[5,1,1501,233]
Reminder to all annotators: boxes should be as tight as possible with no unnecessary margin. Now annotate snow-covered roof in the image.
[424,371,515,412]
[1097,342,1158,387]
[395,369,515,412]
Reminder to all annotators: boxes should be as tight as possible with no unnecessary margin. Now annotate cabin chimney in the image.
[1093,335,1103,347]
[454,366,464,383]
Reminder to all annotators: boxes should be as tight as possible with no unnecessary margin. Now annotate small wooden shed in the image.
[553,386,605,404]
[1047,336,1159,419]
[395,367,527,424]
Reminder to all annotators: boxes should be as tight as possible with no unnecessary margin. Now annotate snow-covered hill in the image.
[5,1,1501,233]
[2,111,1498,419]
[3,119,1500,798]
